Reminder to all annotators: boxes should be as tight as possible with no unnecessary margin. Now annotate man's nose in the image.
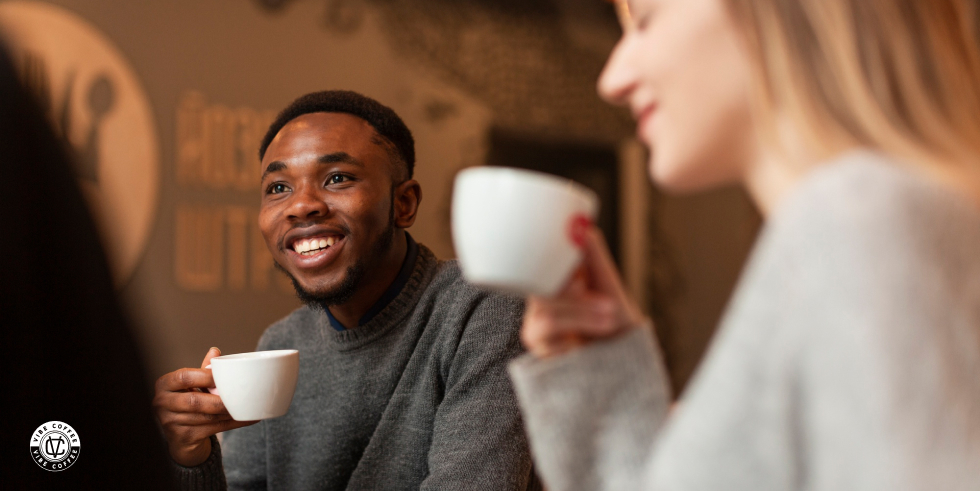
[286,184,328,220]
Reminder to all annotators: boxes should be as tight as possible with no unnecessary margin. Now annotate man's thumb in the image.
[201,347,220,369]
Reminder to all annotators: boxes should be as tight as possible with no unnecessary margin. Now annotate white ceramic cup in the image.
[452,167,600,296]
[209,349,299,421]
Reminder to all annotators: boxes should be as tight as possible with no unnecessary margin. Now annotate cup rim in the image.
[455,166,599,203]
[211,349,298,362]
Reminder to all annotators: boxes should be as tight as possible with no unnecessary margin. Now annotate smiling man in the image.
[154,91,537,490]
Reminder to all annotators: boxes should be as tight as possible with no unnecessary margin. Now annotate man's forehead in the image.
[277,112,375,140]
[263,112,382,162]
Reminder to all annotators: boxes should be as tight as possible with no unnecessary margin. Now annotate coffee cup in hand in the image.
[452,167,600,296]
[208,349,299,421]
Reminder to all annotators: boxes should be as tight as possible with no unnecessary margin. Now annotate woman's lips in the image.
[636,104,658,141]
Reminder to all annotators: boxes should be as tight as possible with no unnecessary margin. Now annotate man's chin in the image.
[275,262,361,308]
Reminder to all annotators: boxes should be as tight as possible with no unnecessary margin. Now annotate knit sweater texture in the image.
[176,244,537,490]
[509,151,980,491]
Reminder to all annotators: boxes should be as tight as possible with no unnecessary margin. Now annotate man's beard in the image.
[274,195,396,311]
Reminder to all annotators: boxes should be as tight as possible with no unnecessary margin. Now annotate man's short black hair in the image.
[259,90,415,179]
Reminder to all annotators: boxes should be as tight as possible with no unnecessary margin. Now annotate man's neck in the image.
[328,231,408,329]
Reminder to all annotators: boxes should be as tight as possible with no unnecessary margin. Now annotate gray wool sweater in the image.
[509,151,980,491]
[176,245,537,490]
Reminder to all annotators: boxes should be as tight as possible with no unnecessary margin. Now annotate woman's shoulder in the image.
[740,149,980,335]
[723,150,980,364]
[740,152,980,406]
[764,150,980,261]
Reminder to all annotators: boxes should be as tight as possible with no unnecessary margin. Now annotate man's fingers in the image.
[201,347,221,369]
[157,367,216,392]
[200,347,221,394]
[164,411,236,426]
[179,419,258,438]
[159,391,228,415]
[217,419,260,433]
[165,419,257,448]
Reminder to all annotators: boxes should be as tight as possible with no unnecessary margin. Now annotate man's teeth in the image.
[295,236,338,255]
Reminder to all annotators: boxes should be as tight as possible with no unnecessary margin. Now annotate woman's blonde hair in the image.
[727,0,980,190]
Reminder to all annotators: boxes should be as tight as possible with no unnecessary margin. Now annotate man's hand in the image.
[521,227,646,358]
[153,347,258,467]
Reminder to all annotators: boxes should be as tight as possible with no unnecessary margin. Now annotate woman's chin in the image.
[648,156,735,195]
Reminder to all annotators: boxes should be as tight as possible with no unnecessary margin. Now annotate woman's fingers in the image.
[529,295,620,337]
[524,329,587,358]
[522,294,625,356]
[520,226,647,358]
[560,266,589,297]
[581,227,646,326]
[581,227,629,297]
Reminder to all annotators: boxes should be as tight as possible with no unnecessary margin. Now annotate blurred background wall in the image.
[0,0,759,395]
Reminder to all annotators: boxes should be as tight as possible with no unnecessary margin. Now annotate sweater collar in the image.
[324,233,419,330]
[318,241,438,351]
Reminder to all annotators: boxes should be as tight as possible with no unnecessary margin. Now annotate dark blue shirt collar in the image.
[325,233,419,331]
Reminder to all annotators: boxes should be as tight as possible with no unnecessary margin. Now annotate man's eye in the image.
[268,183,290,194]
[327,174,350,185]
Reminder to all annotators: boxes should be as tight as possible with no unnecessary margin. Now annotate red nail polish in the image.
[568,214,592,248]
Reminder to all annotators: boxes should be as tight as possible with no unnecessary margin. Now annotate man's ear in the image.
[393,179,422,229]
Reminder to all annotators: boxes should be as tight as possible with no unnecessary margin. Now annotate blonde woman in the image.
[508,0,980,490]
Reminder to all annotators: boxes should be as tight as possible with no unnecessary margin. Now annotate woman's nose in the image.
[597,36,639,106]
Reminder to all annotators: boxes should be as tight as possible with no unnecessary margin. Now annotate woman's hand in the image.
[521,227,646,358]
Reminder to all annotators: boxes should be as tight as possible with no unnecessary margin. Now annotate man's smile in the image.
[282,227,348,271]
[257,109,419,309]
[290,234,340,255]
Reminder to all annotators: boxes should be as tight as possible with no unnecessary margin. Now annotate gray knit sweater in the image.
[509,151,980,490]
[177,245,537,490]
